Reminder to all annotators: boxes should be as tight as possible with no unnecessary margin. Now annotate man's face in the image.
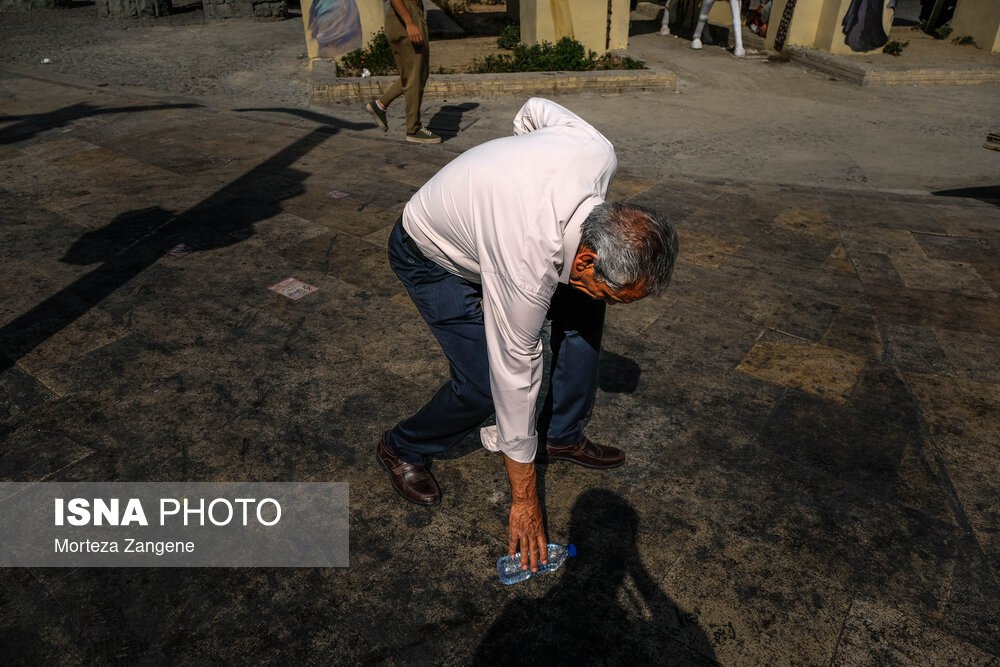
[568,247,649,305]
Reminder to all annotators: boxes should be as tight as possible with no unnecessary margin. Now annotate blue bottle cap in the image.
[567,544,577,558]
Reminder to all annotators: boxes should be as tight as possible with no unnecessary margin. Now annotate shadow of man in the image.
[472,489,716,665]
[599,350,642,394]
[426,102,479,141]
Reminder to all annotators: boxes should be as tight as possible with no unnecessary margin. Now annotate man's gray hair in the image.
[579,202,678,295]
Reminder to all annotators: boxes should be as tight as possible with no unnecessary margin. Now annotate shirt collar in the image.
[559,196,601,283]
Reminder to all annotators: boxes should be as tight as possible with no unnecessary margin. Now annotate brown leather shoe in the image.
[376,433,441,506]
[545,436,625,469]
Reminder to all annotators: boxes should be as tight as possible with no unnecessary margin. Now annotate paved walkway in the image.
[1,57,999,664]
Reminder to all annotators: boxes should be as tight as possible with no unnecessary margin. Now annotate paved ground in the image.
[1,6,1000,665]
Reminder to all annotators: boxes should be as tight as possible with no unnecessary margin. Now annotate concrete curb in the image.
[787,46,1000,86]
[311,68,678,104]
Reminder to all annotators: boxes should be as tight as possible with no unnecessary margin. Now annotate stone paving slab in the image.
[1,67,1000,664]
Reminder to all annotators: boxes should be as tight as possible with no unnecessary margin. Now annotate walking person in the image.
[366,0,441,144]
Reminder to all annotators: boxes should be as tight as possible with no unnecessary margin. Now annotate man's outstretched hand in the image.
[504,455,547,572]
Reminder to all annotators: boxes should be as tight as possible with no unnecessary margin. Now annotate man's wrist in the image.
[503,455,538,503]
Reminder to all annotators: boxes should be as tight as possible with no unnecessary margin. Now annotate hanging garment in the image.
[842,0,889,52]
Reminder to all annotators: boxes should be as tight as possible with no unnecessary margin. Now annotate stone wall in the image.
[95,0,170,17]
[203,0,288,20]
[0,0,71,10]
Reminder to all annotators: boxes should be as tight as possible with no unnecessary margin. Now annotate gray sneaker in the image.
[405,127,442,144]
[366,99,388,132]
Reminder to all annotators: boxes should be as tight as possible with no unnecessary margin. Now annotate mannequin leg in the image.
[692,0,716,49]
[729,0,745,56]
[659,0,673,35]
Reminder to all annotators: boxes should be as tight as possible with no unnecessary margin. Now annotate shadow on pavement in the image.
[630,17,667,37]
[599,350,641,394]
[0,102,201,145]
[233,107,376,129]
[427,102,479,141]
[0,114,372,373]
[472,489,716,664]
[931,185,1000,207]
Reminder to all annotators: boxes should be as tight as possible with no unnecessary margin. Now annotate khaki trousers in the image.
[381,0,430,135]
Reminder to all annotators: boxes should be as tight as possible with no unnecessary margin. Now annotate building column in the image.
[951,0,1000,53]
[520,0,631,55]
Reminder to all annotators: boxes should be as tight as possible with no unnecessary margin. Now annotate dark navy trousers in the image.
[386,219,606,465]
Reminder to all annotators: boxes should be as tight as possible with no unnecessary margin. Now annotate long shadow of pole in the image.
[0,115,373,373]
[0,102,202,145]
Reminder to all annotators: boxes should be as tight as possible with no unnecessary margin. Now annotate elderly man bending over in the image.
[377,97,679,572]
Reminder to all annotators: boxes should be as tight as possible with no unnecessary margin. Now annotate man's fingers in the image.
[512,534,529,570]
[527,537,540,572]
[508,495,545,572]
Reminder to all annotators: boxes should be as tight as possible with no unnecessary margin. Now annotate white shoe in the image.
[734,47,746,57]
[692,38,703,50]
[659,26,671,36]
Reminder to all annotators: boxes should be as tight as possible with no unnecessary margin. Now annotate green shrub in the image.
[497,24,521,49]
[472,37,646,73]
[596,53,647,71]
[953,35,976,46]
[933,23,953,39]
[882,39,909,56]
[339,31,396,76]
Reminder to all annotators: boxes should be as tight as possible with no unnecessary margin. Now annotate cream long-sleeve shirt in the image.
[402,97,618,463]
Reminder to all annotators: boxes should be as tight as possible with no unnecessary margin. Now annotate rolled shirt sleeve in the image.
[479,269,554,463]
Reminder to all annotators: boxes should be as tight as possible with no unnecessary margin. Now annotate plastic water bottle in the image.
[496,543,576,585]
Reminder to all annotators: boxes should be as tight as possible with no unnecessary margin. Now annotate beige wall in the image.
[766,0,893,54]
[765,0,821,51]
[608,0,631,51]
[356,0,386,48]
[951,0,1000,53]
[521,0,631,55]
[815,0,852,53]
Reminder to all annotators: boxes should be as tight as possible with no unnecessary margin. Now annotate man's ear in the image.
[573,245,598,273]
